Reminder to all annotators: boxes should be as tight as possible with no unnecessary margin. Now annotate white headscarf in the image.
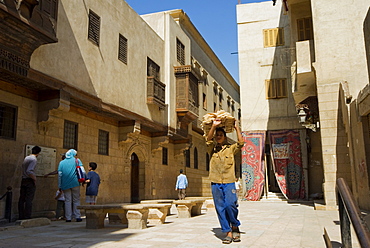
[65,149,77,159]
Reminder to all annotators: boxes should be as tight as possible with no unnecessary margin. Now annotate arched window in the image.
[206,153,210,171]
[194,147,198,169]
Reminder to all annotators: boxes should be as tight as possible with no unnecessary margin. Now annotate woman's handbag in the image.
[75,158,85,183]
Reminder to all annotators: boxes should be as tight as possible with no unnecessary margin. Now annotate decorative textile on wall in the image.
[269,130,305,200]
[241,131,266,201]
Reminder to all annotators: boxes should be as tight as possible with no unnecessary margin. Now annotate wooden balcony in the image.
[147,76,166,109]
[0,0,58,80]
[174,65,200,124]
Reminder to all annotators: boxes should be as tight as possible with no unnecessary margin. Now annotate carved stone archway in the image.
[126,143,148,203]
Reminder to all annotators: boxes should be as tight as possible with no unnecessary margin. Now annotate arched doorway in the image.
[131,153,140,203]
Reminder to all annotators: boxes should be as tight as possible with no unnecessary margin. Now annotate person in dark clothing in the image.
[18,145,41,220]
[85,162,100,205]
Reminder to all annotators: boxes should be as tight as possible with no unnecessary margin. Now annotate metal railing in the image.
[337,178,370,247]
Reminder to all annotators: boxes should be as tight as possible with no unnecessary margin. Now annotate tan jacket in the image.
[206,140,244,184]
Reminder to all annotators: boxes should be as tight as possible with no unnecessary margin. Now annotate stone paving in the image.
[0,200,361,248]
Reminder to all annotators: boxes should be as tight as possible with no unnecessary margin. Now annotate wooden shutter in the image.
[147,58,160,80]
[88,10,100,46]
[177,39,185,65]
[265,80,276,99]
[118,34,128,64]
[297,17,313,41]
[266,79,287,99]
[276,79,287,98]
[264,28,284,47]
[276,28,284,46]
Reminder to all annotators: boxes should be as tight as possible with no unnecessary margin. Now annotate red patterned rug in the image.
[269,130,305,200]
[241,131,266,201]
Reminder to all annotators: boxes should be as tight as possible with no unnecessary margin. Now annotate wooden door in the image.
[130,153,140,203]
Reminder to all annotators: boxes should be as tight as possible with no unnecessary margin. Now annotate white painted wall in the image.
[311,1,369,94]
[237,1,300,131]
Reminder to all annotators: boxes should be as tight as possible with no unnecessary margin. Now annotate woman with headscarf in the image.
[58,149,85,222]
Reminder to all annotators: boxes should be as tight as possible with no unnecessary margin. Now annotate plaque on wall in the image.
[25,145,57,177]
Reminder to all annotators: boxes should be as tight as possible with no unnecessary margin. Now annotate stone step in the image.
[260,192,288,201]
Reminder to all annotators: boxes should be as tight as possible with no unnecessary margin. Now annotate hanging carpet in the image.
[241,131,266,201]
[269,130,305,200]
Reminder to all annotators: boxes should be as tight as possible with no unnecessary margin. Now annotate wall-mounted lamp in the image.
[298,108,307,124]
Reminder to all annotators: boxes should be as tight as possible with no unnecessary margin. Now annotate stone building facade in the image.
[237,0,370,210]
[0,0,240,219]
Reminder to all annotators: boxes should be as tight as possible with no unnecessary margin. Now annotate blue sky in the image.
[125,0,268,84]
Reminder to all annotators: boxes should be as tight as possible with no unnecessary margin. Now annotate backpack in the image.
[75,159,86,183]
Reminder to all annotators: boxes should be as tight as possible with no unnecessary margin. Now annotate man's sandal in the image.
[222,236,233,244]
[232,227,241,242]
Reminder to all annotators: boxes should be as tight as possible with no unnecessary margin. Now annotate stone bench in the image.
[140,199,174,216]
[173,199,205,218]
[140,199,174,204]
[77,203,149,229]
[140,203,172,225]
[185,197,214,210]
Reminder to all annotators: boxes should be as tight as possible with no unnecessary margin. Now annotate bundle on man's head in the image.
[201,110,235,136]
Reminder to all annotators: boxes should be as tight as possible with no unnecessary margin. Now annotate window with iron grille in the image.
[265,79,287,99]
[206,153,210,171]
[63,120,78,149]
[194,147,198,169]
[176,38,185,65]
[185,149,190,168]
[98,129,109,155]
[162,147,168,165]
[88,10,100,46]
[263,28,284,47]
[118,34,128,64]
[147,57,160,81]
[297,17,313,41]
[0,102,17,140]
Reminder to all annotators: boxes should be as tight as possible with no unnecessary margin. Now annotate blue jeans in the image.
[211,182,240,233]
